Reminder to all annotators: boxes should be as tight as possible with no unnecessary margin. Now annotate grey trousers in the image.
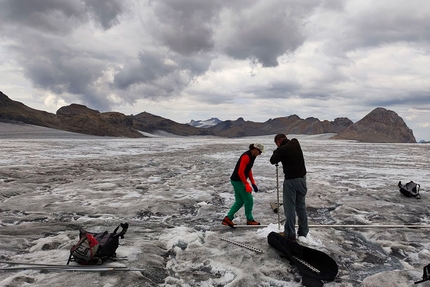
[283,176,309,239]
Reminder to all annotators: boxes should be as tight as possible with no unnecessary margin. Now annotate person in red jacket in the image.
[222,143,264,227]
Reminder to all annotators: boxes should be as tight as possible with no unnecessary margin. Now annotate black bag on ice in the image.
[267,232,338,287]
[415,263,430,284]
[67,223,128,265]
[398,181,421,199]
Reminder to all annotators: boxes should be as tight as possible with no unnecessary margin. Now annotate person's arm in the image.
[249,170,259,192]
[270,148,282,165]
[248,169,255,185]
[238,154,252,192]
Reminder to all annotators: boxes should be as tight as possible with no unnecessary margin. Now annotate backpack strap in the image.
[112,223,129,239]
[406,181,421,198]
[416,184,421,199]
[67,253,73,265]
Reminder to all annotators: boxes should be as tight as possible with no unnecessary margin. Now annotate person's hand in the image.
[252,183,259,192]
[245,184,252,193]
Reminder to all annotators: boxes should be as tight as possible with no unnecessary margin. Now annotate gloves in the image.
[245,183,253,193]
[252,183,259,192]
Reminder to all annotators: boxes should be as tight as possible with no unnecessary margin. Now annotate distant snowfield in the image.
[1,123,430,287]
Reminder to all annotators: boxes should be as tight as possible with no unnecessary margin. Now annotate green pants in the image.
[227,180,254,221]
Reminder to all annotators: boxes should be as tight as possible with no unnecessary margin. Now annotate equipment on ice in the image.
[275,163,281,229]
[270,202,283,213]
[267,232,338,287]
[225,224,269,228]
[398,181,421,199]
[415,263,430,284]
[0,260,144,272]
[67,223,128,265]
[220,236,264,253]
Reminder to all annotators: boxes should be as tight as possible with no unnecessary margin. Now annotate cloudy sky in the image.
[0,0,429,140]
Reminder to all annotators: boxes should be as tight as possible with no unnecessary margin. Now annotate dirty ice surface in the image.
[1,122,430,287]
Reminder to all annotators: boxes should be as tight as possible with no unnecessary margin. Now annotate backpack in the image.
[67,223,128,265]
[398,181,421,199]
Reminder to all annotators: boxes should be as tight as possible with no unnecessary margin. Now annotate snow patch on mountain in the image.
[188,118,222,128]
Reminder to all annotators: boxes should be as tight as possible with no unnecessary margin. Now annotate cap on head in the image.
[253,143,264,153]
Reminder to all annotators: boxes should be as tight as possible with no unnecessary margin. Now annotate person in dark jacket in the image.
[270,134,308,240]
[222,143,264,227]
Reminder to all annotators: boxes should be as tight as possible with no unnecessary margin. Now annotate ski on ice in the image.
[222,223,430,229]
[306,224,430,229]
[230,224,269,228]
[0,261,144,272]
[0,266,144,272]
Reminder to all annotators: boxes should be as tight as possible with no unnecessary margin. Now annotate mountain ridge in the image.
[0,91,416,143]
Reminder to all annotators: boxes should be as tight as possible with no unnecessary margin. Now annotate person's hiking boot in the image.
[246,220,260,225]
[222,216,234,227]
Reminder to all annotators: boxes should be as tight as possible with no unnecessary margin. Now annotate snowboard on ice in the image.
[267,232,338,287]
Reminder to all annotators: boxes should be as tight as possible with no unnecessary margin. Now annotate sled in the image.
[267,232,338,287]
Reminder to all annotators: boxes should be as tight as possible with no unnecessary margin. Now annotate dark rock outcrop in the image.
[0,91,60,128]
[207,115,353,138]
[330,108,416,143]
[56,104,142,138]
[206,117,264,137]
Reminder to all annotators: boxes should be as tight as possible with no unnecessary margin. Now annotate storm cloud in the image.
[0,0,429,140]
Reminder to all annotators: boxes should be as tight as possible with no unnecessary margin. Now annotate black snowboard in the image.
[267,232,338,287]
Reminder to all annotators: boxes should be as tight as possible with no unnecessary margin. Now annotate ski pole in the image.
[276,163,281,230]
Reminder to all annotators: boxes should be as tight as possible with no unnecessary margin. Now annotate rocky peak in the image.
[236,117,245,124]
[55,104,142,138]
[0,91,60,128]
[333,117,353,126]
[0,91,13,105]
[56,104,100,117]
[331,107,416,143]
